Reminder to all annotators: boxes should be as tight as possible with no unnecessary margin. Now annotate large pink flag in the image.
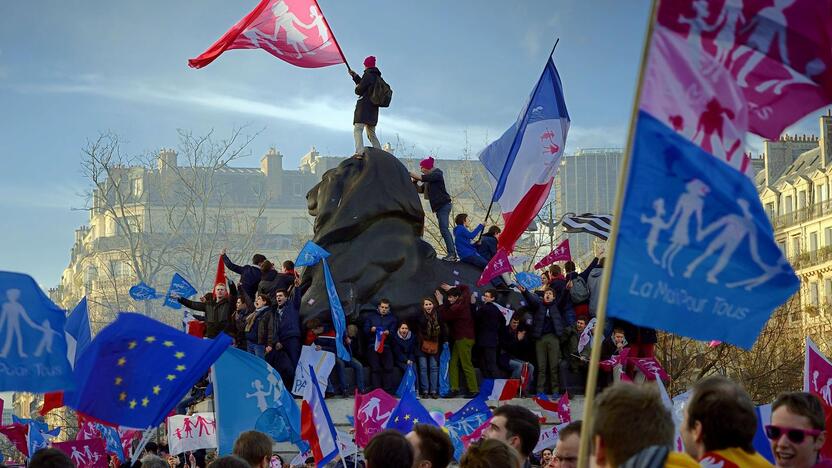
[804,337,832,459]
[534,239,571,269]
[353,389,397,448]
[189,0,346,69]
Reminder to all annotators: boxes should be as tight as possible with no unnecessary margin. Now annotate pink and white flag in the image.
[353,389,397,448]
[189,0,345,69]
[166,413,218,456]
[53,438,108,468]
[532,423,568,454]
[805,337,832,459]
[534,239,571,269]
[494,303,515,326]
[632,357,669,382]
[477,249,513,287]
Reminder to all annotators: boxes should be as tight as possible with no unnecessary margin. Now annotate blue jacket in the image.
[454,224,484,260]
[476,234,499,261]
[527,290,574,339]
[362,312,398,351]
[392,331,417,365]
[222,254,261,300]
[270,289,302,344]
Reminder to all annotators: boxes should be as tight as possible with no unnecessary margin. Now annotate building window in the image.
[784,195,793,213]
[110,261,131,278]
[132,178,143,197]
[799,190,807,208]
[826,227,832,247]
[810,282,820,306]
[825,278,832,305]
[294,182,303,197]
[810,232,819,252]
[765,202,775,218]
[254,217,268,234]
[792,237,801,257]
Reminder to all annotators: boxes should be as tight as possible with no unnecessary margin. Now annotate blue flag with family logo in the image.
[129,282,160,301]
[164,274,197,309]
[212,346,306,455]
[13,416,59,456]
[63,312,231,427]
[607,113,800,348]
[295,241,351,362]
[0,272,73,392]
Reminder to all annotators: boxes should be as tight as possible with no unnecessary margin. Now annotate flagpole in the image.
[311,0,352,73]
[575,1,657,467]
[480,37,560,241]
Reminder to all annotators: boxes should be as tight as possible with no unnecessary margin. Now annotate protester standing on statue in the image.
[477,226,501,261]
[221,248,265,301]
[525,285,573,397]
[363,299,398,393]
[437,283,478,397]
[410,156,457,261]
[266,277,302,386]
[175,282,238,339]
[416,296,444,399]
[474,289,503,379]
[454,214,487,268]
[350,56,382,156]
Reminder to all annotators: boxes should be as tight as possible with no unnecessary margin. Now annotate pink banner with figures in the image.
[534,239,571,269]
[804,337,832,459]
[53,438,108,468]
[477,249,513,286]
[632,356,669,381]
[353,389,397,448]
[190,0,345,69]
[166,413,218,456]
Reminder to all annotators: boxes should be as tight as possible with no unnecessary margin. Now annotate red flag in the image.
[214,254,226,290]
[40,392,65,416]
[0,423,29,456]
[189,0,346,69]
[534,239,571,269]
[477,248,513,287]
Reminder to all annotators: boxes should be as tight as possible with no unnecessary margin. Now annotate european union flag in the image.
[385,389,437,434]
[212,347,305,455]
[448,396,491,423]
[63,313,231,428]
[0,272,73,392]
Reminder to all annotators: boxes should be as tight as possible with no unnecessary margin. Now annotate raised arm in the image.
[177,297,207,312]
[222,254,244,275]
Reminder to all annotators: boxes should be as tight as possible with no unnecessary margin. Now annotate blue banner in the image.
[129,282,160,301]
[0,272,73,392]
[65,297,92,367]
[439,343,451,397]
[607,113,800,348]
[212,347,305,455]
[515,272,542,291]
[295,241,351,362]
[163,274,197,309]
[395,363,416,398]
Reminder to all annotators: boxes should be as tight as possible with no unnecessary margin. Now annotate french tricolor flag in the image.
[479,56,569,252]
[301,366,339,467]
[374,329,387,353]
[479,379,520,401]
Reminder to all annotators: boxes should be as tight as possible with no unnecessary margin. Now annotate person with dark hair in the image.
[437,283,478,397]
[29,448,74,468]
[462,438,522,468]
[559,317,589,396]
[232,295,250,350]
[392,321,417,387]
[498,313,534,384]
[349,56,383,156]
[410,157,456,261]
[591,383,697,468]
[207,455,249,468]
[563,258,598,320]
[232,431,273,468]
[453,214,487,269]
[365,430,414,468]
[524,283,573,397]
[363,299,398,393]
[474,289,503,379]
[266,276,303,385]
[682,376,771,467]
[553,420,581,468]
[484,404,541,468]
[140,456,168,468]
[258,260,293,297]
[476,226,502,261]
[175,280,238,339]
[615,318,657,373]
[416,296,444,399]
[221,247,266,301]
[406,424,454,468]
[769,392,830,468]
[242,292,273,359]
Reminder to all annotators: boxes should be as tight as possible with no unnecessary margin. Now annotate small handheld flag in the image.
[534,239,572,269]
[477,249,513,287]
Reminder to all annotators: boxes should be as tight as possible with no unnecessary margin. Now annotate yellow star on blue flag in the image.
[63,312,231,427]
[385,389,437,434]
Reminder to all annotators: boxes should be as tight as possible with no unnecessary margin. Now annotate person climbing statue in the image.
[350,55,383,157]
[410,156,457,261]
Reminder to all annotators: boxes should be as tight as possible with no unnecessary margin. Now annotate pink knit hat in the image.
[420,156,435,170]
[363,55,376,68]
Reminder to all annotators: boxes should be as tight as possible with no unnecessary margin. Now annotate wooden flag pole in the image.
[575,1,658,467]
[312,0,352,73]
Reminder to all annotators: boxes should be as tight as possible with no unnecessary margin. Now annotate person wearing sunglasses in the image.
[768,392,832,468]
[681,376,773,467]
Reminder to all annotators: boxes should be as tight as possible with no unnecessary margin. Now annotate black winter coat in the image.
[352,67,381,126]
[222,254,261,301]
[527,290,573,339]
[474,302,503,348]
[178,282,238,339]
[415,169,452,212]
[476,234,499,261]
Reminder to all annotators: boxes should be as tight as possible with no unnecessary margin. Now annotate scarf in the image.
[424,311,441,340]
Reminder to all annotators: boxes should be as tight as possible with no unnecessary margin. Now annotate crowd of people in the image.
[24,382,832,468]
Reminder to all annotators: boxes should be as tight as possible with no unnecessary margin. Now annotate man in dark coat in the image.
[476,226,501,261]
[176,282,238,339]
[410,156,456,261]
[349,55,382,156]
[475,289,505,379]
[362,299,398,393]
[266,278,303,386]
[525,285,574,396]
[221,247,265,301]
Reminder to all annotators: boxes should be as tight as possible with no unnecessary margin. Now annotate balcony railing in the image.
[769,200,832,229]
[790,246,832,270]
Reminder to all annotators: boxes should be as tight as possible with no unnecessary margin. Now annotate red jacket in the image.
[440,285,475,341]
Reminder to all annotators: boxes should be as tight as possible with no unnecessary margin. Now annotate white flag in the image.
[167,413,218,456]
[292,345,335,396]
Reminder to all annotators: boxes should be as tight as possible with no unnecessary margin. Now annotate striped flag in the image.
[479,379,520,401]
[301,366,339,467]
[562,213,611,240]
[374,329,387,353]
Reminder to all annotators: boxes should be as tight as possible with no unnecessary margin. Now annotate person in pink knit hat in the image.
[349,55,383,156]
[410,156,457,261]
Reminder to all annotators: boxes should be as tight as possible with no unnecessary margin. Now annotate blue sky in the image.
[0,0,822,288]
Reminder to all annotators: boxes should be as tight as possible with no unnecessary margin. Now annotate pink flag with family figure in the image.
[53,438,108,468]
[353,389,397,448]
[477,249,513,287]
[534,239,571,269]
[189,0,345,69]
[633,357,669,382]
[656,0,832,140]
[804,337,832,459]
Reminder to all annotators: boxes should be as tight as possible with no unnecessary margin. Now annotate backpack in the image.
[370,76,393,107]
[569,276,590,303]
